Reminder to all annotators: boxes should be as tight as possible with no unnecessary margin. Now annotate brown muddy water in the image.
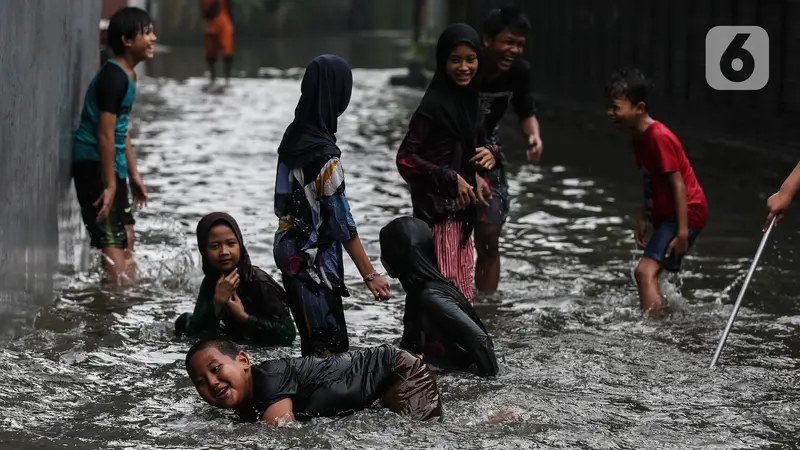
[1,40,799,449]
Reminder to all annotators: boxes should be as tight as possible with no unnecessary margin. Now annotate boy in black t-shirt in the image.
[185,338,442,424]
[475,7,542,294]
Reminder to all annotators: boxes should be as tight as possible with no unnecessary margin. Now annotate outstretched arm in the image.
[765,162,800,230]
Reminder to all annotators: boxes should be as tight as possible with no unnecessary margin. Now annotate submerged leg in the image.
[474,222,502,293]
[635,257,662,316]
[283,275,349,357]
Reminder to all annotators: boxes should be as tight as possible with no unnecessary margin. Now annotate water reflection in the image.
[1,45,800,448]
[150,35,412,80]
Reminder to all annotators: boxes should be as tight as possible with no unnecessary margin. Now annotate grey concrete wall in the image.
[0,1,100,341]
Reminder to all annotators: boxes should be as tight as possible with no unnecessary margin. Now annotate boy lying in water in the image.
[185,337,442,424]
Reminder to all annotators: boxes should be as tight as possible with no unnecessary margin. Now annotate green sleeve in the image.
[186,282,221,335]
[245,315,296,346]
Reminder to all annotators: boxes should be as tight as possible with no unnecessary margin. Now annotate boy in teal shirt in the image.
[73,7,156,284]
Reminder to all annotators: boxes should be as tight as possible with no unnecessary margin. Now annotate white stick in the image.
[709,217,776,368]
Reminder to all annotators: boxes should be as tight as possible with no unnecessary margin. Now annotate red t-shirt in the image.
[633,121,708,229]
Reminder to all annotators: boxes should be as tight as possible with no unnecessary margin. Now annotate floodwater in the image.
[2,43,800,449]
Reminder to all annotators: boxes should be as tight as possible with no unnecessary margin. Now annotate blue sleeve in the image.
[319,193,358,242]
[315,158,358,242]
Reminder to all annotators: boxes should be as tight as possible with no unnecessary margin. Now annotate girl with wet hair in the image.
[175,212,296,346]
[380,216,499,377]
[273,54,391,358]
[396,24,497,303]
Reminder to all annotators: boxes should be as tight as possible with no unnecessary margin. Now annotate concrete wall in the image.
[0,1,100,341]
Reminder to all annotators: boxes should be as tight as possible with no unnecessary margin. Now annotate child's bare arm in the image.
[780,162,800,194]
[520,115,543,163]
[125,134,141,181]
[666,172,688,235]
[665,172,689,256]
[263,398,295,426]
[96,112,118,220]
[125,133,148,208]
[93,63,129,220]
[343,236,391,300]
[765,162,800,229]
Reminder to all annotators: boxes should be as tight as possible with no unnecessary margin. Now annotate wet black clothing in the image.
[245,344,442,422]
[415,23,484,169]
[379,216,499,377]
[177,212,295,345]
[412,24,485,244]
[479,57,537,146]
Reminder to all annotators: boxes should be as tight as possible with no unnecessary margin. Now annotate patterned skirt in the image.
[431,217,474,303]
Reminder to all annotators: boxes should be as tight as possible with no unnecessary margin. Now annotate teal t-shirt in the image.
[73,60,136,178]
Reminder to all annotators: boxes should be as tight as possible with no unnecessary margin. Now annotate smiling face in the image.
[187,347,252,410]
[483,27,526,73]
[124,24,157,62]
[606,95,645,130]
[445,43,479,86]
[205,223,240,273]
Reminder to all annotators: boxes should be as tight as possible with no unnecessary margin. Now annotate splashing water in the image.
[1,65,799,449]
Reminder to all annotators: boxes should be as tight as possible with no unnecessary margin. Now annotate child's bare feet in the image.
[478,406,526,424]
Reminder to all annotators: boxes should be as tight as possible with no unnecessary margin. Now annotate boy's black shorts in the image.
[73,161,135,250]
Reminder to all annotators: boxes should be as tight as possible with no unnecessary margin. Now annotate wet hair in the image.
[483,6,531,39]
[185,337,240,370]
[605,68,653,110]
[107,7,152,56]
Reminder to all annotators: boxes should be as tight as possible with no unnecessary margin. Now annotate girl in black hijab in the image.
[396,24,499,303]
[380,216,499,377]
[273,55,391,357]
[175,212,296,346]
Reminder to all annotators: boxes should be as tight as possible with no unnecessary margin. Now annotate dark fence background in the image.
[451,0,800,156]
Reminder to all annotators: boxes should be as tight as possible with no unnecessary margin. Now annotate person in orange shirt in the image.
[200,0,234,87]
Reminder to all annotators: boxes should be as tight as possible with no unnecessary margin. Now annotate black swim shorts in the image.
[73,160,135,250]
[476,162,510,226]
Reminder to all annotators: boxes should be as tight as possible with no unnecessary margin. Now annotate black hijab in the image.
[414,23,483,174]
[196,212,252,279]
[379,216,484,328]
[380,216,450,293]
[277,54,354,170]
[196,212,288,319]
[380,216,497,375]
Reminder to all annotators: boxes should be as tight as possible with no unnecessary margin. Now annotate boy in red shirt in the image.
[605,69,708,315]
